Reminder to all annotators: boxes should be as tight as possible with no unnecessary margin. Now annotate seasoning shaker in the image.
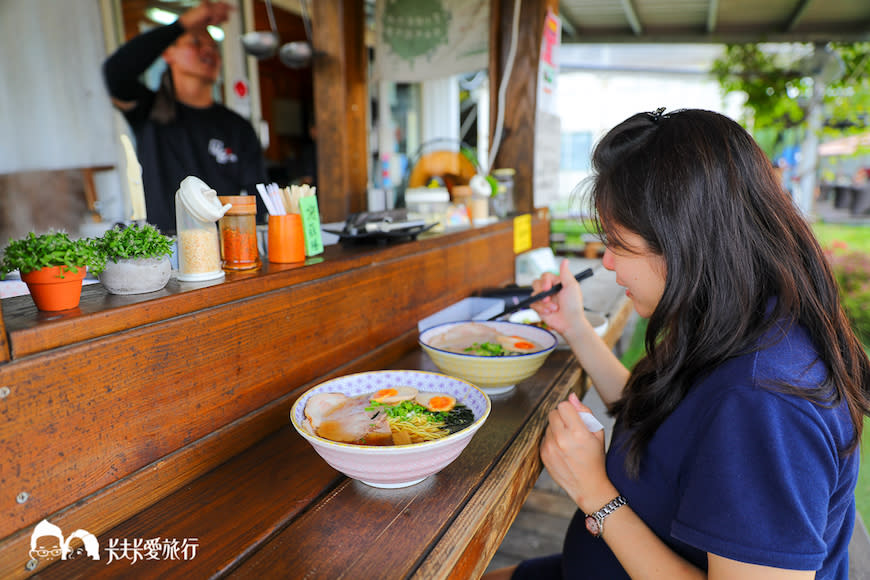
[175,176,231,282]
[218,195,260,270]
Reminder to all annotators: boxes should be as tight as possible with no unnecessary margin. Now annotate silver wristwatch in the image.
[584,495,627,538]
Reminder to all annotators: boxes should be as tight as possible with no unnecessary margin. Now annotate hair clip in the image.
[649,107,667,122]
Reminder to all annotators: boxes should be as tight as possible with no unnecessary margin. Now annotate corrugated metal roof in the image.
[558,0,870,43]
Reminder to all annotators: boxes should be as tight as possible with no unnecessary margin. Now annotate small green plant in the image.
[95,224,173,262]
[0,231,105,279]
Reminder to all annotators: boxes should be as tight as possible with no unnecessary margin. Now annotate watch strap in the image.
[586,495,627,538]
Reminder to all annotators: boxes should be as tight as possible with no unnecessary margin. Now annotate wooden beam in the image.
[786,0,814,32]
[619,0,643,36]
[706,0,720,34]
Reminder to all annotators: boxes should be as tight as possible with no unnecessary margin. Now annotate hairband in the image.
[648,107,668,122]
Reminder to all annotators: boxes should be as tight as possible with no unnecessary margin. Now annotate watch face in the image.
[585,515,601,536]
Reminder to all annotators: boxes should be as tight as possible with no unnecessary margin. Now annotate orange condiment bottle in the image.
[218,195,260,270]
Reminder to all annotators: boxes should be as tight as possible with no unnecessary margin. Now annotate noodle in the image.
[388,415,448,443]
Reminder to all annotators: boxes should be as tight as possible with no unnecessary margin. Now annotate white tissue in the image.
[579,411,604,432]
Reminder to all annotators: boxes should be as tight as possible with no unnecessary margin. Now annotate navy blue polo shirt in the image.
[516,318,858,579]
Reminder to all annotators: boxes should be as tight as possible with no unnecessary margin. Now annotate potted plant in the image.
[94,223,173,295]
[0,231,105,311]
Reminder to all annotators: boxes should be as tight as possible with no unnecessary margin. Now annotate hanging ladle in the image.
[241,0,280,59]
[279,0,314,69]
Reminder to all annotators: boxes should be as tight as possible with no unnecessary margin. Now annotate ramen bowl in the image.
[290,370,491,488]
[419,320,558,395]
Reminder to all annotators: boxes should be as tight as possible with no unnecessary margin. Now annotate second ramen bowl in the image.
[419,320,558,395]
[290,370,491,488]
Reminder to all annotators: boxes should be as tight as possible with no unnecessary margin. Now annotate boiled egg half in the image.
[370,386,418,404]
[415,392,456,412]
[496,334,539,354]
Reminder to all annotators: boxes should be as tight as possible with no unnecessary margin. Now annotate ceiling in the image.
[138,0,869,46]
[557,0,870,43]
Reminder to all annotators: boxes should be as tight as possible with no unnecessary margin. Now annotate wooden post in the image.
[489,0,558,214]
[311,0,368,223]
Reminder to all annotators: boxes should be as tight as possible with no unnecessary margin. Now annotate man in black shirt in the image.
[103,0,266,233]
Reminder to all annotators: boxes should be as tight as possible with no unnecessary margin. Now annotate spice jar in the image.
[218,195,260,270]
[175,176,231,282]
[491,168,516,218]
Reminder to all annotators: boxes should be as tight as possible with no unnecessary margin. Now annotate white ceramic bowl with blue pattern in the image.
[290,370,491,488]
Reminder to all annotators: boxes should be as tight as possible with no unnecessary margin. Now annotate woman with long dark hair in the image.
[489,108,870,579]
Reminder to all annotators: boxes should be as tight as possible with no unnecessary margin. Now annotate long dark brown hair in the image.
[586,108,870,476]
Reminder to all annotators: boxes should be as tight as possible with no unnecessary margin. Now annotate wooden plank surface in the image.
[225,350,577,579]
[13,262,632,580]
[30,350,576,580]
[1,222,520,358]
[0,331,418,580]
[0,221,548,580]
[414,358,581,580]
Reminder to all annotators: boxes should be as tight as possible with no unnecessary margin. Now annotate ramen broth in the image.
[303,388,475,446]
[428,322,544,355]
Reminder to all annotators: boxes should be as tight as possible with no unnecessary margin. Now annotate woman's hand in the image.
[540,392,615,512]
[531,259,589,340]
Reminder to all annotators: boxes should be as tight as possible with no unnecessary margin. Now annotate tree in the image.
[712,43,870,157]
[712,43,870,214]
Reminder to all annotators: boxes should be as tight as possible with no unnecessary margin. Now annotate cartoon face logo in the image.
[29,520,100,561]
[66,539,88,560]
[64,530,100,560]
[29,521,63,562]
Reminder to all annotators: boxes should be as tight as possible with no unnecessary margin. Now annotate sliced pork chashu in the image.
[304,393,392,445]
[428,322,500,353]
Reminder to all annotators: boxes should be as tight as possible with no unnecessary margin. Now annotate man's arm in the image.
[102,21,186,110]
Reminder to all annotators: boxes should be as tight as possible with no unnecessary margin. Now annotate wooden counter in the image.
[0,214,632,579]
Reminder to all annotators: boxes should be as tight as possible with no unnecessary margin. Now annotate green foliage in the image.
[711,44,806,131]
[825,246,870,344]
[824,43,870,135]
[812,223,870,253]
[619,316,648,370]
[94,224,173,262]
[0,231,105,278]
[712,42,870,156]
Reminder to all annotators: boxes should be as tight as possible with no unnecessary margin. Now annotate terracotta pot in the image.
[20,266,86,311]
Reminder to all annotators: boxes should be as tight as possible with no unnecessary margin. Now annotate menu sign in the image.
[513,214,532,254]
[299,196,324,257]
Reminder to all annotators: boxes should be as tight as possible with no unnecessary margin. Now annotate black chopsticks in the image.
[487,268,595,321]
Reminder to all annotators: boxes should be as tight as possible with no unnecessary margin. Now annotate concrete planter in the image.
[98,256,171,295]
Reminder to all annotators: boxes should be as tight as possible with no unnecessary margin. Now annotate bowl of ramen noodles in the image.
[419,321,558,395]
[290,370,491,488]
